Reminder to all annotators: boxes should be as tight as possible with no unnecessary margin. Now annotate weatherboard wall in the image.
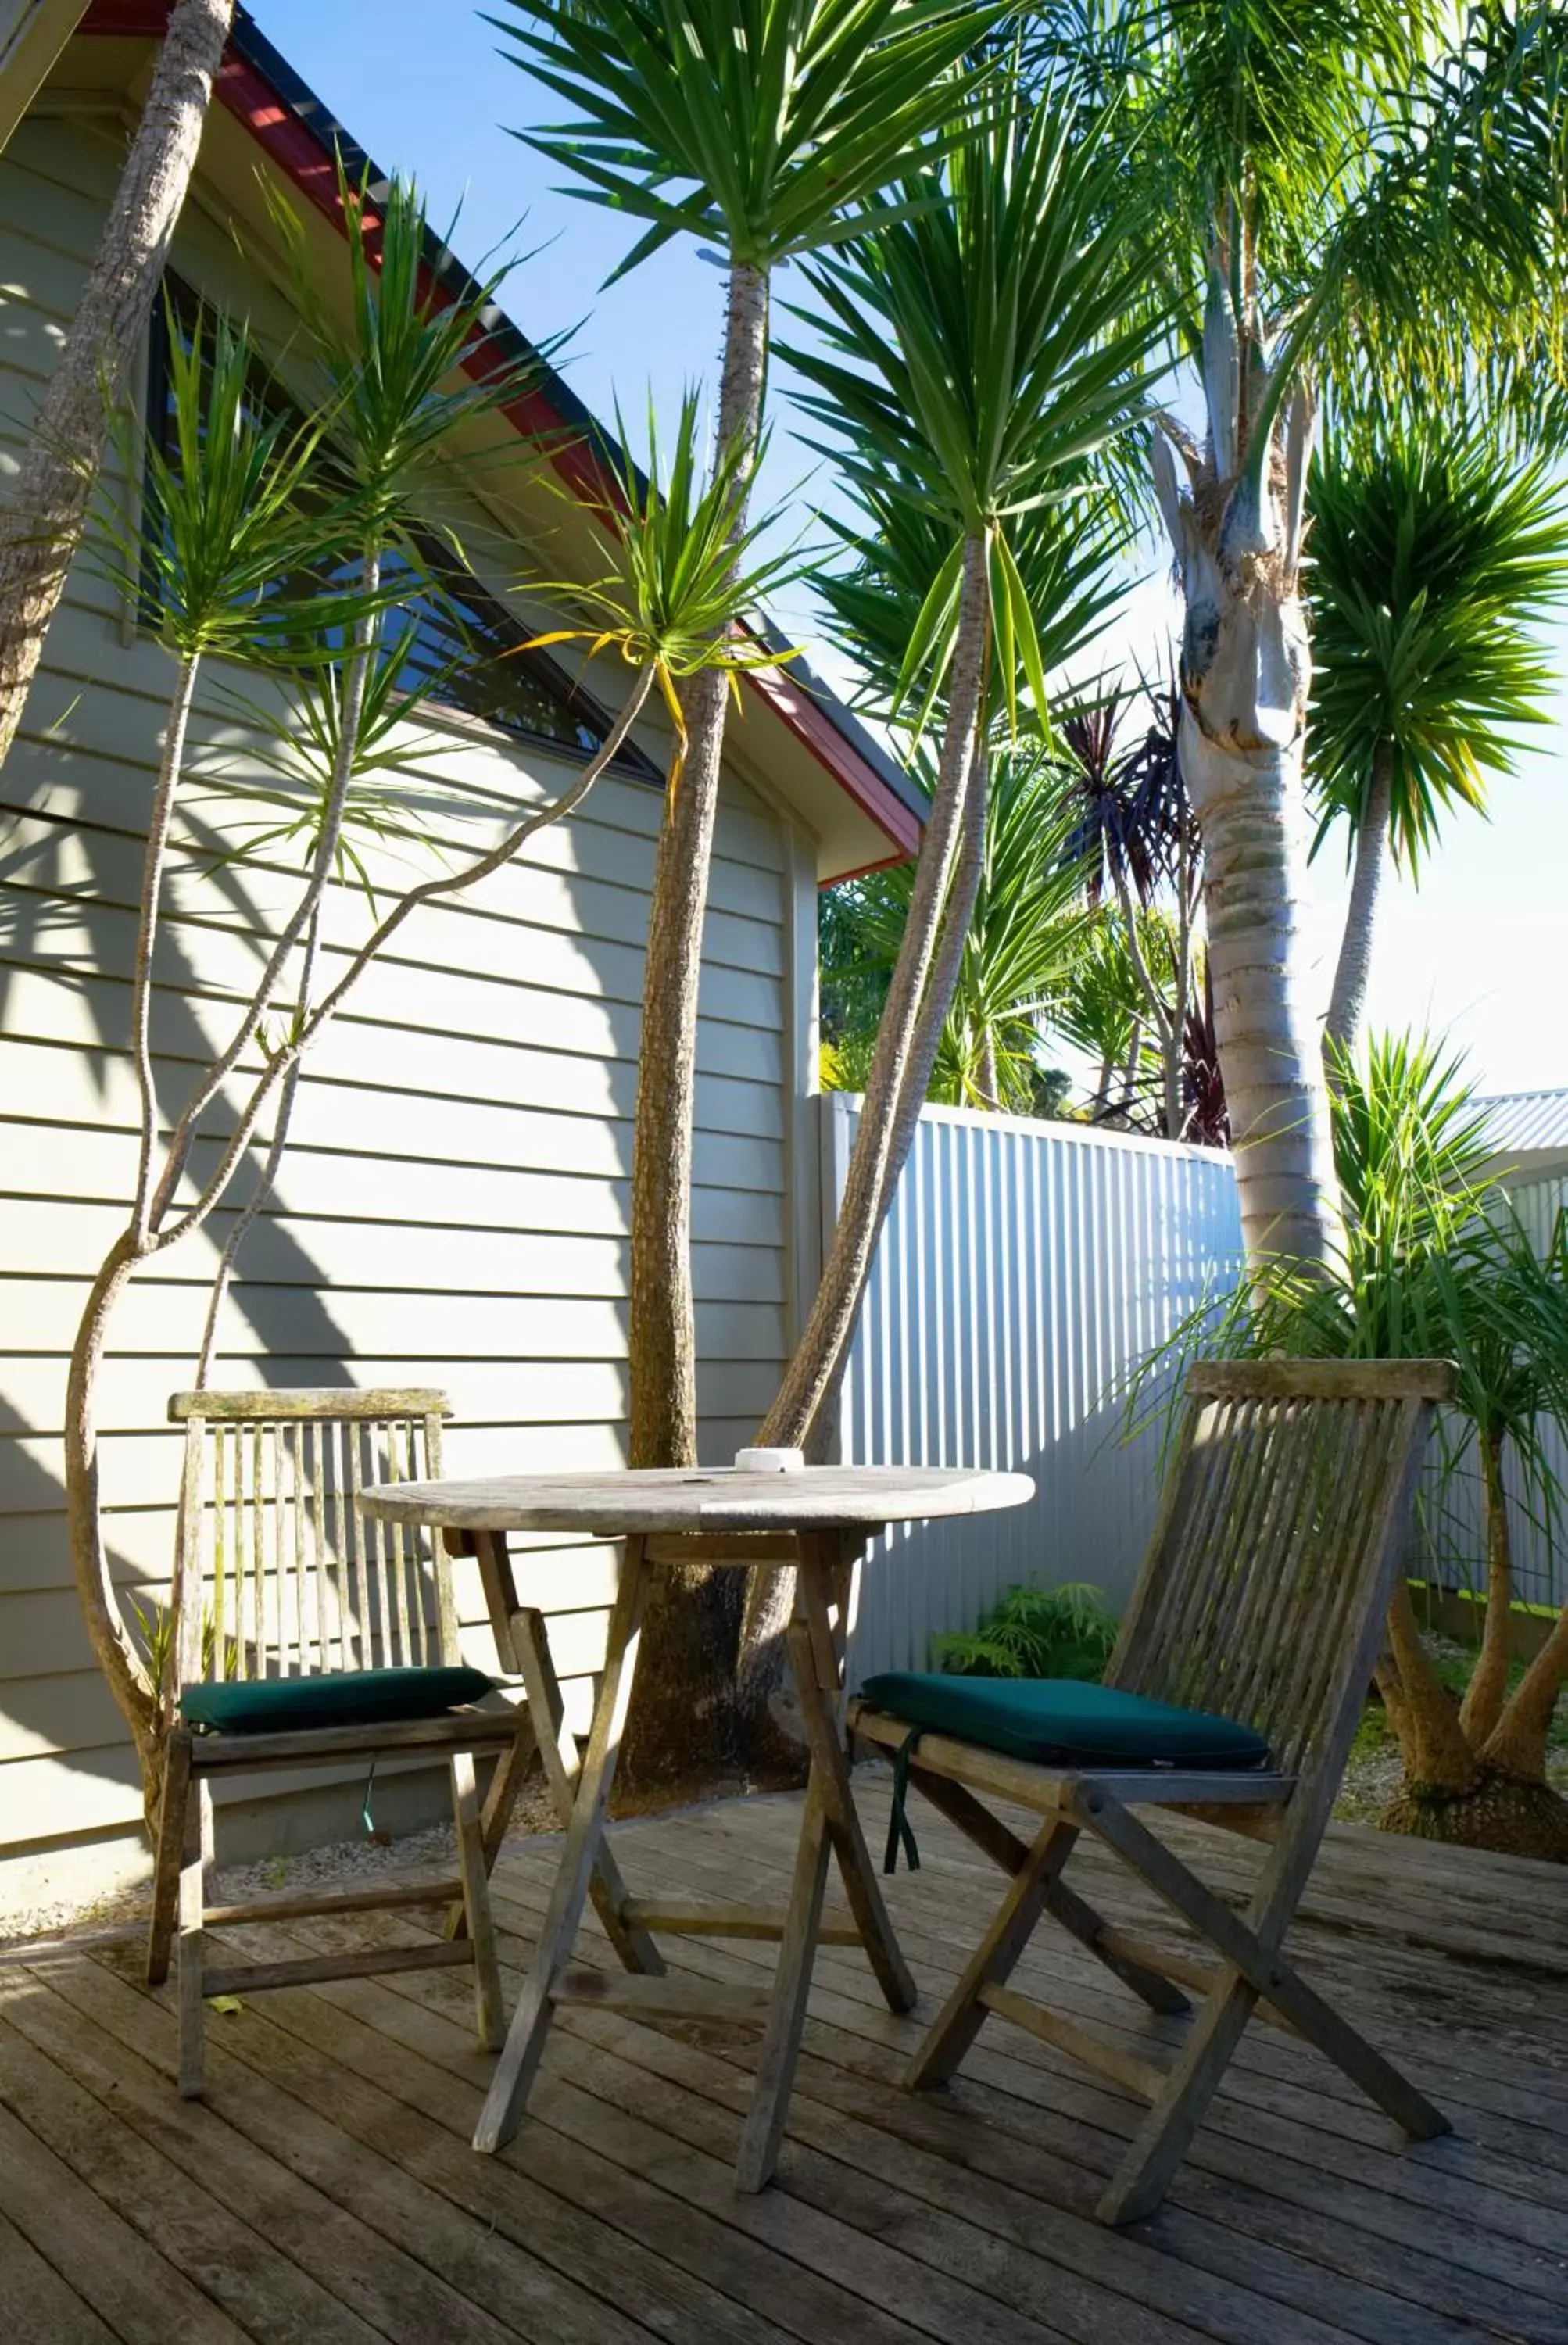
[0,113,808,1862]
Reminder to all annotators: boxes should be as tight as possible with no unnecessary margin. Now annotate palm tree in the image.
[819,750,1093,1112]
[760,78,1157,1454]
[1309,409,1568,1054]
[707,80,1157,1750]
[1060,0,1568,1271]
[493,0,1000,1478]
[0,0,235,772]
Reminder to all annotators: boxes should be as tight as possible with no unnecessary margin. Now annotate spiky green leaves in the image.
[489,0,1006,277]
[1308,411,1568,872]
[100,300,366,663]
[265,161,556,546]
[784,80,1156,739]
[520,388,805,765]
[820,748,1092,1109]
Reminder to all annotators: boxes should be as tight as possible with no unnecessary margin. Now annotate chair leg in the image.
[444,1717,538,1944]
[146,1729,192,1988]
[904,1814,1079,2091]
[1097,1968,1258,2226]
[902,1764,1190,2019]
[1080,1782,1450,2146]
[451,1749,506,2052]
[177,1773,207,2098]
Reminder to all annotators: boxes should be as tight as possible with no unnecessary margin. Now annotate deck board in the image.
[2,1781,1566,2345]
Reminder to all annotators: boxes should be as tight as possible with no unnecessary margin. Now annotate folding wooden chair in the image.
[145,1389,533,2096]
[850,1358,1456,2225]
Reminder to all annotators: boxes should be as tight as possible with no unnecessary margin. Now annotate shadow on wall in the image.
[1,771,355,1857]
[0,659,798,1860]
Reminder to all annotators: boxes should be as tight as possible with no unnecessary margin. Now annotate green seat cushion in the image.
[858,1673,1271,1771]
[182,1664,496,1735]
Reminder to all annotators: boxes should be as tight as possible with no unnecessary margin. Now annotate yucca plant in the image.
[1309,409,1568,1054]
[493,0,1004,1517]
[759,73,1158,1463]
[818,749,1093,1112]
[1140,1033,1568,1859]
[191,167,553,1368]
[65,251,796,1816]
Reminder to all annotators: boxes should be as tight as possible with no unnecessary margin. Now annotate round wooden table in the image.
[361,1462,1033,2189]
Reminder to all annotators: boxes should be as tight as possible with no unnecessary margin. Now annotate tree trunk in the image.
[1381,1580,1478,1795]
[1323,738,1393,1062]
[1482,1602,1568,1784]
[618,260,768,1791]
[1154,349,1342,1271]
[64,1237,161,1796]
[976,1029,1001,1110]
[1458,1423,1514,1749]
[1180,714,1342,1266]
[0,0,234,772]
[758,540,992,1455]
[735,687,992,1753]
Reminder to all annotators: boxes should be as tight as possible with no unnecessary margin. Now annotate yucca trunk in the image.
[1458,1423,1515,1748]
[1183,714,1343,1265]
[1380,1473,1568,1862]
[1324,739,1394,1059]
[618,261,768,1789]
[1154,282,1343,1271]
[64,1239,162,1806]
[729,548,993,1760]
[0,0,234,770]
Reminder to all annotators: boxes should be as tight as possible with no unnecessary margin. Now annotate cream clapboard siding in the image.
[0,116,807,1855]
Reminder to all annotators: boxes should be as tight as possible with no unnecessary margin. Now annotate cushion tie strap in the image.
[884,1728,922,1875]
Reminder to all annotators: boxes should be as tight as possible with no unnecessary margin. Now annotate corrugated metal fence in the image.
[830,1097,1244,1683]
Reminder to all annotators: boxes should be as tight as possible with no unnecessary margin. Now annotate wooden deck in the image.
[2,1774,1566,2345]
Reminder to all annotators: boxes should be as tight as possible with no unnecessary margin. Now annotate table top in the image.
[360,1463,1034,1534]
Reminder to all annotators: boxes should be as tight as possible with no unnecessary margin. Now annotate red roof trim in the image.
[78,1,916,859]
[745,662,920,859]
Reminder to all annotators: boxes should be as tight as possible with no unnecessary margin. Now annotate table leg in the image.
[512,1604,664,1977]
[734,1532,916,2193]
[471,1535,650,2154]
[733,1779,832,2192]
[793,1538,916,2015]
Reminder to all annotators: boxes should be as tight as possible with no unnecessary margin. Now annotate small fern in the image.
[932,1581,1119,1681]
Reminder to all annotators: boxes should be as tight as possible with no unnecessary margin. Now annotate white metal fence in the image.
[830,1097,1244,1683]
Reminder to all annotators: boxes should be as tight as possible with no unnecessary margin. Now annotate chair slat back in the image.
[167,1389,454,1689]
[1108,1360,1454,1781]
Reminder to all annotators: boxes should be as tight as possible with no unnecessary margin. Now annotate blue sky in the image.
[249,0,1568,1100]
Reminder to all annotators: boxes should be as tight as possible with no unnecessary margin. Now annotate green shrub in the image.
[931,1581,1119,1681]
